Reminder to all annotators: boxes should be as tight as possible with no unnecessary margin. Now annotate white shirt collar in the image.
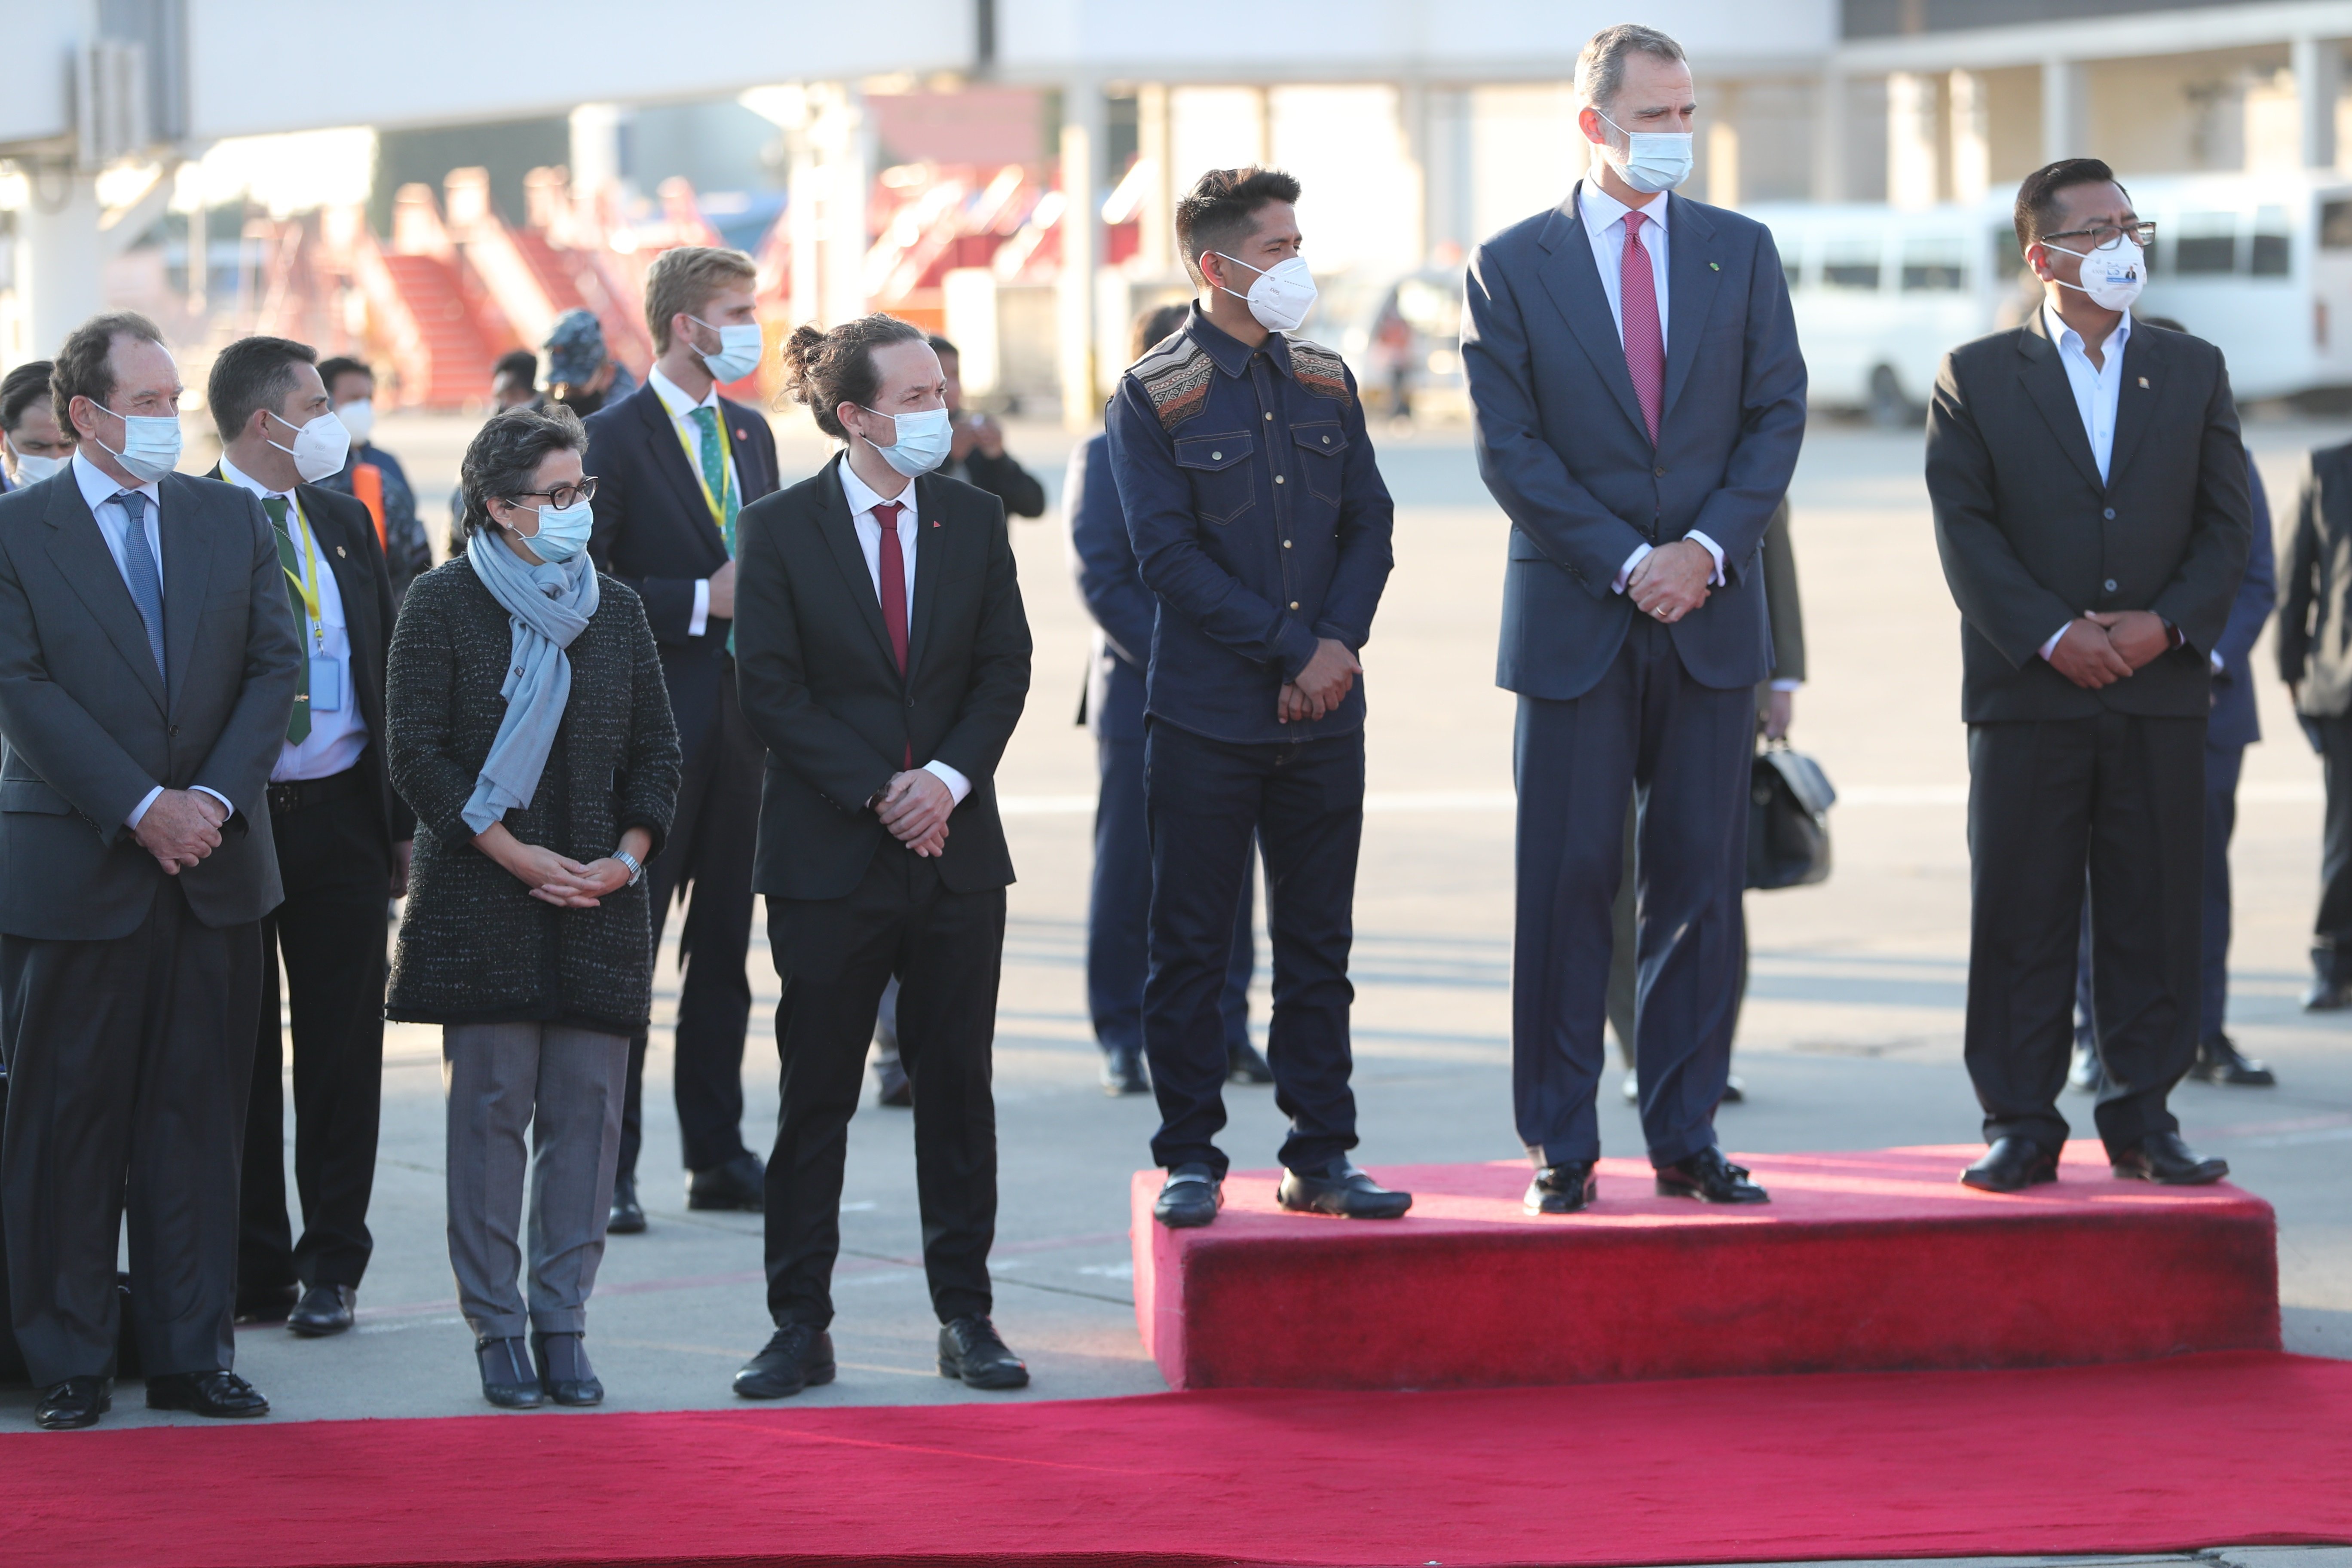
[217,453,291,504]
[2042,300,2130,362]
[648,365,720,419]
[73,449,156,514]
[1579,180,1669,236]
[839,453,914,520]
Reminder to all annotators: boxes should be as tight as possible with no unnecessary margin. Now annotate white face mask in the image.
[1595,109,1694,195]
[268,408,352,484]
[510,497,594,564]
[691,316,766,384]
[7,441,64,485]
[857,404,952,478]
[2046,237,2147,312]
[95,407,183,484]
[1213,253,1318,334]
[334,397,375,444]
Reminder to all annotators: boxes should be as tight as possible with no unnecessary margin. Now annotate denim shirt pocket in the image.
[1291,421,1349,507]
[1173,430,1256,525]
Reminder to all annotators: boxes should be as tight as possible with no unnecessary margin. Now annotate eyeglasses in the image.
[2041,220,2157,252]
[508,476,598,510]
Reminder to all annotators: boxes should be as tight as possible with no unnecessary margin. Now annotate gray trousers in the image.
[443,1023,628,1341]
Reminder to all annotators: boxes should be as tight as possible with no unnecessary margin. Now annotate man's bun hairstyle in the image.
[1174,166,1302,289]
[780,315,928,441]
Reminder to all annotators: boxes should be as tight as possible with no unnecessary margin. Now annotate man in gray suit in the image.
[1461,24,1806,1214]
[0,312,301,1429]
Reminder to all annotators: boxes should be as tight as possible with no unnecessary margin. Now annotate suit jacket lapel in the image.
[43,475,166,714]
[1535,184,1651,442]
[818,454,901,676]
[717,395,774,503]
[160,476,219,714]
[2015,318,2107,494]
[904,475,947,683]
[2105,325,2163,486]
[1660,194,1721,425]
[636,387,731,561]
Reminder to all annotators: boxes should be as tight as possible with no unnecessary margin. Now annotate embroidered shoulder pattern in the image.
[1133,336,1214,432]
[1286,337,1354,407]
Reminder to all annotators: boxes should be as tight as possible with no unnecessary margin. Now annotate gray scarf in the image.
[461,539,600,836]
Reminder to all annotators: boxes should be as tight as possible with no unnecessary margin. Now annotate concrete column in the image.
[1707,119,1742,209]
[786,122,821,326]
[1812,70,1848,203]
[1060,79,1106,429]
[2042,58,2086,164]
[20,169,105,359]
[810,83,870,330]
[1136,83,1175,276]
[1887,72,1942,211]
[2296,36,2343,169]
[1949,70,1991,204]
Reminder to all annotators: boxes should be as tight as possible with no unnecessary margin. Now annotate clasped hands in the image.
[2048,610,2171,690]
[1629,539,1713,625]
[1279,637,1362,724]
[876,769,952,857]
[135,788,227,875]
[476,821,652,907]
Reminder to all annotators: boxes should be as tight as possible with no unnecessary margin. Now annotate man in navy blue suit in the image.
[1462,24,1806,1213]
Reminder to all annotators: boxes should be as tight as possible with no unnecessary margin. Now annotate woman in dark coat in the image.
[386,404,680,1409]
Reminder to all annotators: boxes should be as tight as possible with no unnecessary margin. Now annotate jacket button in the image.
[906,698,916,708]
[1322,435,1331,444]
[1289,601,1300,610]
[514,667,524,677]
[1210,451,1222,460]
[1654,466,1666,477]
[2104,578,2119,592]
[1283,539,1293,548]
[168,725,179,737]
[2103,507,2116,520]
[1264,412,1274,421]
[1274,475,1285,484]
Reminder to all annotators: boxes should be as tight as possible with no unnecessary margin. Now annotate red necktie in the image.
[1620,209,1665,444]
[872,499,913,767]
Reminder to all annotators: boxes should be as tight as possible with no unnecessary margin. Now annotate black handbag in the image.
[1746,741,1835,891]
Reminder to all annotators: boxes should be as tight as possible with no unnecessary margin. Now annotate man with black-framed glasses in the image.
[1927,158,2251,1194]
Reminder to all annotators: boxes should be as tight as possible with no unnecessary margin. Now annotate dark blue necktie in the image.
[113,490,166,680]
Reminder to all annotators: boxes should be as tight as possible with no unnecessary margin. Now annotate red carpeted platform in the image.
[1132,1144,2279,1390]
[6,1351,2349,1567]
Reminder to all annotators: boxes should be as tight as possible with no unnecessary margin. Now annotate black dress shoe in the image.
[1960,1136,2058,1192]
[1720,1075,1746,1106]
[1100,1045,1150,1096]
[1276,1161,1413,1219]
[532,1331,604,1406]
[1226,1040,1274,1084]
[234,1282,298,1326]
[2305,977,2352,1012]
[146,1370,269,1418]
[733,1323,836,1399]
[2112,1130,2229,1185]
[1153,1163,1222,1228]
[687,1152,766,1213]
[939,1315,1030,1390]
[2190,1034,2276,1087]
[33,1376,110,1430]
[287,1283,355,1338]
[608,1173,647,1234]
[875,1055,913,1108]
[1524,1162,1598,1214]
[475,1336,544,1408]
[1655,1147,1769,1204]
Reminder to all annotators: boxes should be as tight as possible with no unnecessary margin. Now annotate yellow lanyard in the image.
[673,407,735,527]
[282,499,325,645]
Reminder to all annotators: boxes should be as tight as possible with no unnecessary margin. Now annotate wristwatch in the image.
[612,847,645,887]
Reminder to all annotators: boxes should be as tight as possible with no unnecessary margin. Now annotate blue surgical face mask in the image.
[691,316,766,383]
[1595,108,1694,195]
[858,404,952,478]
[95,406,183,484]
[513,498,594,564]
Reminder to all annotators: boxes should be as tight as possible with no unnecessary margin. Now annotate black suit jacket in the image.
[0,468,301,939]
[1926,313,2251,723]
[583,382,781,756]
[2280,439,2352,718]
[734,454,1032,901]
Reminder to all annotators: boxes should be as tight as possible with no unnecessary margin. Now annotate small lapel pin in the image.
[1709,261,1720,271]
[735,428,747,440]
[932,519,942,528]
[335,545,346,557]
[2138,376,2149,388]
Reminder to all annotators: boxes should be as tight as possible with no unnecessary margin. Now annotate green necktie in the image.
[689,406,739,651]
[263,496,312,743]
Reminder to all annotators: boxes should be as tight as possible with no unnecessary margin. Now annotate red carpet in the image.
[6,1352,2349,1566]
[1134,1145,2280,1389]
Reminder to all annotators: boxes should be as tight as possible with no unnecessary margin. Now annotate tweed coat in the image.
[385,550,680,1035]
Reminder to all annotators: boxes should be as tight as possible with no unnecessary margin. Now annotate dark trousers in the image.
[1607,799,1750,1067]
[2075,740,2245,1048]
[239,784,390,1297]
[622,673,762,1179]
[1,882,262,1384]
[1966,713,2204,1156]
[1088,735,1254,1058]
[1141,720,1363,1177]
[2313,713,2352,983]
[1512,616,1753,1169]
[763,850,1004,1329]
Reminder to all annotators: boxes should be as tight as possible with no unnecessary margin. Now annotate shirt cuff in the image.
[923,760,972,805]
[688,579,710,638]
[126,785,165,830]
[2039,622,2073,661]
[1769,677,1802,692]
[1611,543,1652,594]
[1684,531,1727,585]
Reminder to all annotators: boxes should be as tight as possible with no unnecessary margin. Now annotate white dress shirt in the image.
[649,366,743,639]
[70,452,234,827]
[1577,182,1724,597]
[837,457,970,804]
[2037,302,2133,661]
[218,456,368,782]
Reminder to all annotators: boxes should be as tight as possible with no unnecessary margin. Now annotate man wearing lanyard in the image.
[207,337,410,1337]
[585,247,782,1231]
